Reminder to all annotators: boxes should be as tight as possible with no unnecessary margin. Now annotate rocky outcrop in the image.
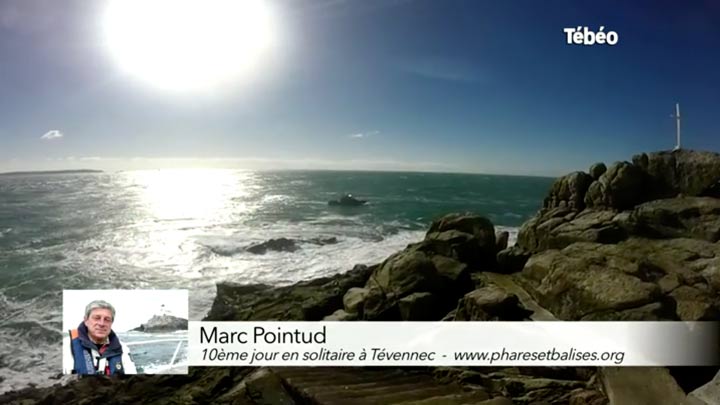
[518,149,720,256]
[453,286,533,321]
[516,238,720,321]
[132,314,188,333]
[588,162,607,180]
[6,149,720,405]
[245,237,338,255]
[207,264,374,321]
[496,245,531,274]
[627,197,720,242]
[361,248,472,320]
[543,171,593,210]
[424,213,498,268]
[632,149,720,198]
[584,161,647,210]
[517,208,629,253]
[246,237,299,254]
[495,231,509,252]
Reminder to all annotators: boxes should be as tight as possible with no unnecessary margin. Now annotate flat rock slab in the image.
[481,273,558,321]
[600,367,686,405]
[272,367,494,405]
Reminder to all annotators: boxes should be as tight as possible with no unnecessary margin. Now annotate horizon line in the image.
[0,167,558,179]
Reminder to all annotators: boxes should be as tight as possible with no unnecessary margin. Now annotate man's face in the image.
[84,308,113,343]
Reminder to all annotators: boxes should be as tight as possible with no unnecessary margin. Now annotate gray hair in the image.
[84,300,116,321]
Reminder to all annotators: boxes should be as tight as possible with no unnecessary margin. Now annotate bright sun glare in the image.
[102,0,276,92]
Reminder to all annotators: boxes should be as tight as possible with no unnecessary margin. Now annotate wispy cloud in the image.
[349,130,380,139]
[400,58,483,83]
[284,0,416,19]
[40,130,63,140]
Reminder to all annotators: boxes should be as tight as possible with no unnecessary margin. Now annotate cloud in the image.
[400,58,483,83]
[349,130,380,139]
[40,130,63,140]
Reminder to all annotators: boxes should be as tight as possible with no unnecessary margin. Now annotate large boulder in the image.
[516,238,720,321]
[495,231,509,252]
[543,171,594,210]
[589,162,607,180]
[496,245,532,274]
[627,197,720,242]
[425,213,497,268]
[342,287,369,316]
[362,249,472,320]
[517,208,628,254]
[454,286,533,321]
[669,286,720,321]
[633,149,720,199]
[398,292,444,320]
[584,161,647,210]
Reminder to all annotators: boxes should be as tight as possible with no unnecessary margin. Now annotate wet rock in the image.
[496,245,532,274]
[495,231,509,252]
[246,238,299,254]
[207,264,374,321]
[307,237,338,245]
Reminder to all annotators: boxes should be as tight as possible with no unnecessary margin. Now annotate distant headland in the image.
[0,169,102,176]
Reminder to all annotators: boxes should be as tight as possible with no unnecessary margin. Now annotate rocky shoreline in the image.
[3,149,720,404]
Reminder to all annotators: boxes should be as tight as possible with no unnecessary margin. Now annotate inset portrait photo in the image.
[62,290,189,375]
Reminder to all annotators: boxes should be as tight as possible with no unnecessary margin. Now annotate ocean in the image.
[0,169,553,392]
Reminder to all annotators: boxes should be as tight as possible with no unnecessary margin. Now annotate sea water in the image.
[0,169,553,392]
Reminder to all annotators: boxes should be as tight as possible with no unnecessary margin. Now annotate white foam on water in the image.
[496,225,520,246]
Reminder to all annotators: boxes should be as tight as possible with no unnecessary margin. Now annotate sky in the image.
[0,0,718,176]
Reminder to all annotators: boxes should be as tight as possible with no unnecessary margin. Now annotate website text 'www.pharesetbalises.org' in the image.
[453,347,626,365]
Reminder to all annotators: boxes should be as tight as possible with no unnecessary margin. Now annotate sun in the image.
[102,0,276,92]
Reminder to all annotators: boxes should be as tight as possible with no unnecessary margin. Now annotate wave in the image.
[496,225,520,246]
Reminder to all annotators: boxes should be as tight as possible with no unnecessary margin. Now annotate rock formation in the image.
[132,314,189,333]
[4,148,720,405]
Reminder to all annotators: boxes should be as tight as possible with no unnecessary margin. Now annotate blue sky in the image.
[0,0,718,176]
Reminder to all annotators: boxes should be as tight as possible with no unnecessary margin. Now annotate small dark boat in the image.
[328,193,367,206]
